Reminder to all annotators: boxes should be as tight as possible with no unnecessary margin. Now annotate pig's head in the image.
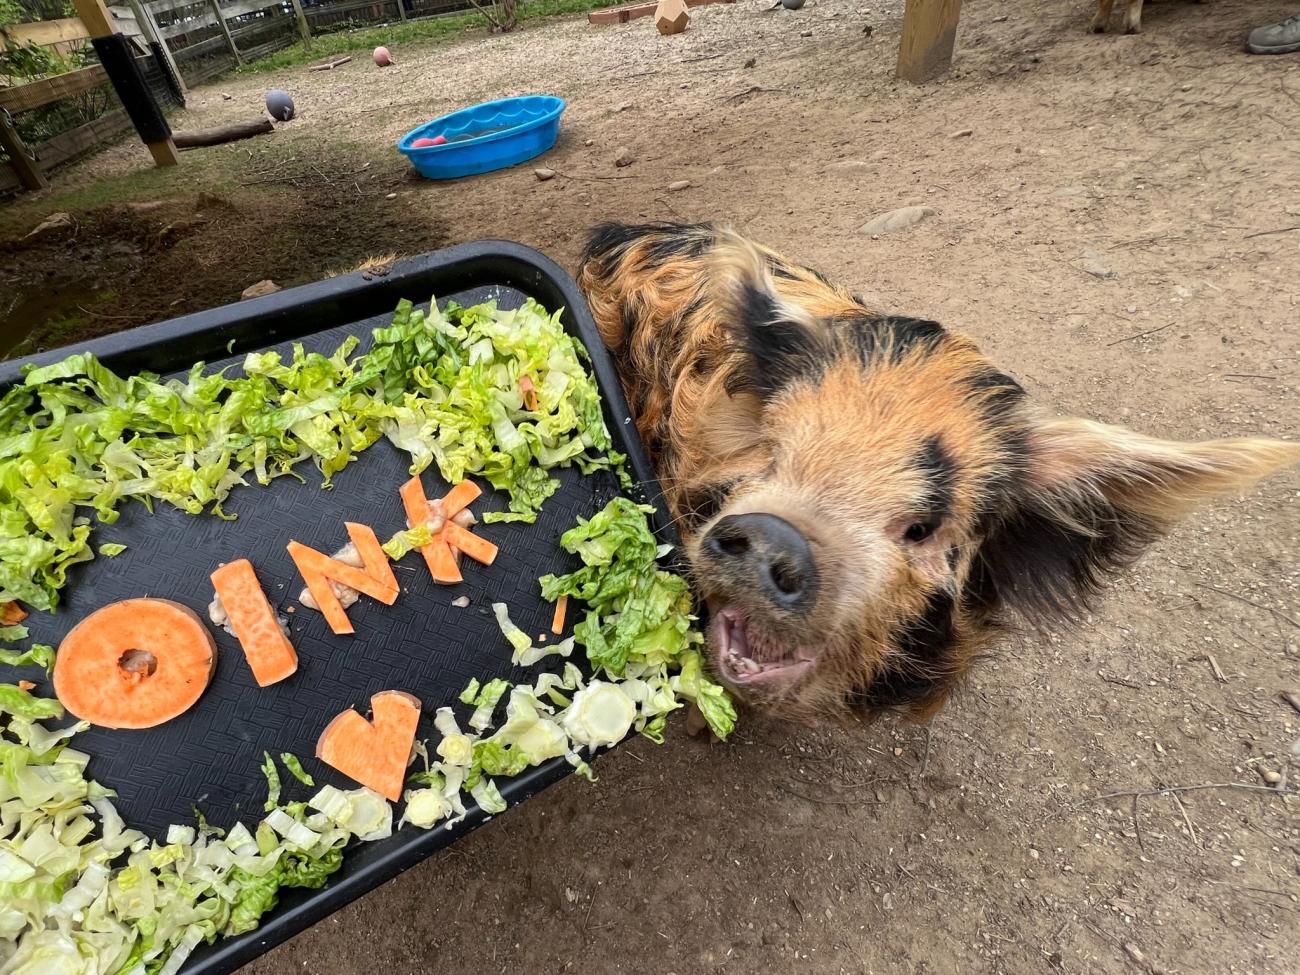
[677,238,1300,721]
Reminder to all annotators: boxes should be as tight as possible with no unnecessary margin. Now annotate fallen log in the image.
[174,119,274,150]
[309,56,353,71]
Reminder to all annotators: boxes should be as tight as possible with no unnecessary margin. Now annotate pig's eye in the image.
[903,522,935,544]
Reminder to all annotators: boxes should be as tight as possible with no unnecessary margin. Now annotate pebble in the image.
[220,92,233,100]
[534,168,556,181]
[993,14,1008,21]
[800,30,813,37]
[584,138,594,146]
[240,279,280,300]
[24,211,75,240]
[668,179,691,191]
[385,192,397,199]
[1262,769,1281,785]
[859,205,937,236]
[744,56,757,68]
[615,101,632,112]
[614,147,636,167]
[1075,248,1116,280]
[950,128,974,138]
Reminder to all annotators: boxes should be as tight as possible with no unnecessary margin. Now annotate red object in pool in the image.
[411,137,440,148]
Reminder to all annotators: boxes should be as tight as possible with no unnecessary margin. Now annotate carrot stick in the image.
[427,539,463,584]
[441,521,498,566]
[53,598,217,729]
[0,601,27,627]
[440,480,482,519]
[519,375,539,412]
[551,594,568,635]
[345,522,399,593]
[315,690,421,801]
[210,559,298,687]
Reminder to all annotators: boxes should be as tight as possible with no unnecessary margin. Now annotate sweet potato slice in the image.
[400,475,463,584]
[315,690,421,801]
[345,522,399,594]
[288,539,399,636]
[441,521,498,566]
[53,598,217,729]
[210,559,297,687]
[1,601,27,627]
[441,480,482,519]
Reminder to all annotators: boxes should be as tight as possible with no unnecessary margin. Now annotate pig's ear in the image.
[974,417,1300,624]
[712,233,822,400]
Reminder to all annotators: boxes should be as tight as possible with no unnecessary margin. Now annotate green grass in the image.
[238,0,624,74]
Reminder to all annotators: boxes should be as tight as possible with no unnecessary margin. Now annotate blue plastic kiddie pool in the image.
[398,95,566,180]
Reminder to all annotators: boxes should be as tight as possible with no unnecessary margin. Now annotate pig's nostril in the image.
[768,560,803,596]
[717,534,750,557]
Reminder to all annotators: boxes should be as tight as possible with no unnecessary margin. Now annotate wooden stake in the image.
[207,0,243,66]
[71,0,178,167]
[289,0,312,45]
[896,0,963,84]
[397,0,407,21]
[0,110,48,190]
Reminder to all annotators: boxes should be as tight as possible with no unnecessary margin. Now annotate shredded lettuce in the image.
[279,753,315,787]
[0,296,623,611]
[380,525,433,561]
[0,643,54,676]
[260,752,281,812]
[97,543,126,558]
[466,677,510,733]
[539,498,736,739]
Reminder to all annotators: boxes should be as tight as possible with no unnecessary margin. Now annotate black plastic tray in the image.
[0,242,671,974]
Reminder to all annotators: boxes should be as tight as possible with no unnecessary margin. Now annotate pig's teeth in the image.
[739,657,760,674]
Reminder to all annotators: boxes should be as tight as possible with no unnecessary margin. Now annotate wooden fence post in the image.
[207,0,243,65]
[288,0,312,45]
[396,0,407,22]
[71,0,178,167]
[0,110,49,190]
[128,0,187,92]
[896,0,963,84]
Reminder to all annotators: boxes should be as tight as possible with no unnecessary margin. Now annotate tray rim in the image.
[1,240,676,975]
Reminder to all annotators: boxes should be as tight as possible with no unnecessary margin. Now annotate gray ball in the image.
[265,89,295,122]
[782,0,806,8]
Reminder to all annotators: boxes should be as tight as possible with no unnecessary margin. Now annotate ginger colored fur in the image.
[578,223,1300,723]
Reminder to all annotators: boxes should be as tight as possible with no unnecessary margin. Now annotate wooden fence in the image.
[1,0,486,193]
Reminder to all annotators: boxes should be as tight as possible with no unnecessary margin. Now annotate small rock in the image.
[892,747,904,757]
[992,14,1008,22]
[1262,769,1282,785]
[614,147,636,167]
[584,138,594,147]
[1126,304,1138,314]
[1180,83,1192,92]
[385,192,397,200]
[451,595,471,608]
[862,24,873,36]
[1075,248,1115,280]
[24,211,75,240]
[615,101,632,112]
[241,279,280,300]
[859,205,937,236]
[744,56,756,68]
[220,92,233,100]
[668,179,691,191]
[800,30,813,37]
[950,128,973,139]
[564,887,578,904]
[534,167,556,181]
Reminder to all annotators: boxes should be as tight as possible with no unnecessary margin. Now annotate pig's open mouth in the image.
[711,607,815,688]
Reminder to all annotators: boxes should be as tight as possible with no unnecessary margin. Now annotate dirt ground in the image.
[4,0,1300,971]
